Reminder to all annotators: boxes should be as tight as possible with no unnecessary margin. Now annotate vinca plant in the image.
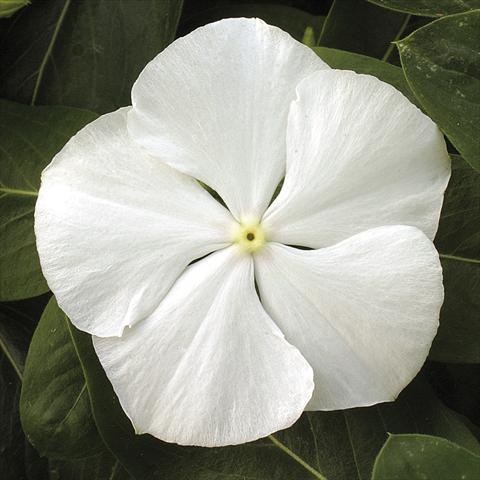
[0,1,479,480]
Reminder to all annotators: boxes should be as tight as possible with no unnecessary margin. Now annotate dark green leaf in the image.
[178,3,324,42]
[49,451,131,480]
[372,434,480,480]
[0,296,50,479]
[431,155,480,363]
[436,156,480,261]
[398,10,480,171]
[0,352,25,479]
[0,295,50,325]
[318,0,408,59]
[426,363,480,429]
[0,0,184,112]
[0,312,32,380]
[20,297,103,459]
[0,0,29,18]
[369,0,480,17]
[0,100,97,301]
[431,259,480,362]
[0,353,48,480]
[0,295,49,379]
[270,378,480,480]
[313,46,416,103]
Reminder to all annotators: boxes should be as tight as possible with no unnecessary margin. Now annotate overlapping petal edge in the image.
[34,18,451,447]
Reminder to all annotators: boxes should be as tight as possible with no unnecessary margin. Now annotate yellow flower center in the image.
[232,217,266,254]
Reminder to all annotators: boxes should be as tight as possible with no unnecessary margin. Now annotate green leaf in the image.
[178,2,324,42]
[20,297,103,460]
[436,156,480,262]
[0,100,97,301]
[313,46,416,103]
[1,354,49,480]
[368,0,480,17]
[0,0,184,112]
[0,297,49,479]
[431,259,480,362]
[397,10,480,171]
[0,0,29,18]
[441,364,480,429]
[1,353,49,480]
[0,318,28,381]
[372,434,480,480]
[49,451,131,480]
[427,363,480,430]
[430,155,480,363]
[270,379,480,480]
[318,0,409,59]
[0,294,49,383]
[0,352,26,479]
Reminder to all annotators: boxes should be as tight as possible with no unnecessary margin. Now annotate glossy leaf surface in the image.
[0,0,184,112]
[20,297,103,459]
[319,0,408,58]
[372,434,480,480]
[369,0,480,17]
[0,100,97,301]
[0,0,29,17]
[398,10,480,171]
[314,46,415,103]
[432,155,480,362]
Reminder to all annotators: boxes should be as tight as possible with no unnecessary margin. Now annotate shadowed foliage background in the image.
[0,1,479,479]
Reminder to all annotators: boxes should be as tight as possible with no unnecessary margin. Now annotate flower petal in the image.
[263,70,451,248]
[254,226,443,410]
[128,18,328,220]
[35,108,234,338]
[93,246,313,446]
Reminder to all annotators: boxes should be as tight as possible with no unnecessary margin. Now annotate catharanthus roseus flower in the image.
[35,18,451,447]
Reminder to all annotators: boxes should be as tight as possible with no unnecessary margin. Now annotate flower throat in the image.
[232,217,266,253]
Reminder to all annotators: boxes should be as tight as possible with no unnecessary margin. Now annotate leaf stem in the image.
[316,0,335,46]
[31,0,71,105]
[268,435,328,480]
[0,187,38,197]
[0,333,23,381]
[439,254,480,265]
[382,14,411,62]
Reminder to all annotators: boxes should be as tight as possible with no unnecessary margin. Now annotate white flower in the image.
[34,18,451,447]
